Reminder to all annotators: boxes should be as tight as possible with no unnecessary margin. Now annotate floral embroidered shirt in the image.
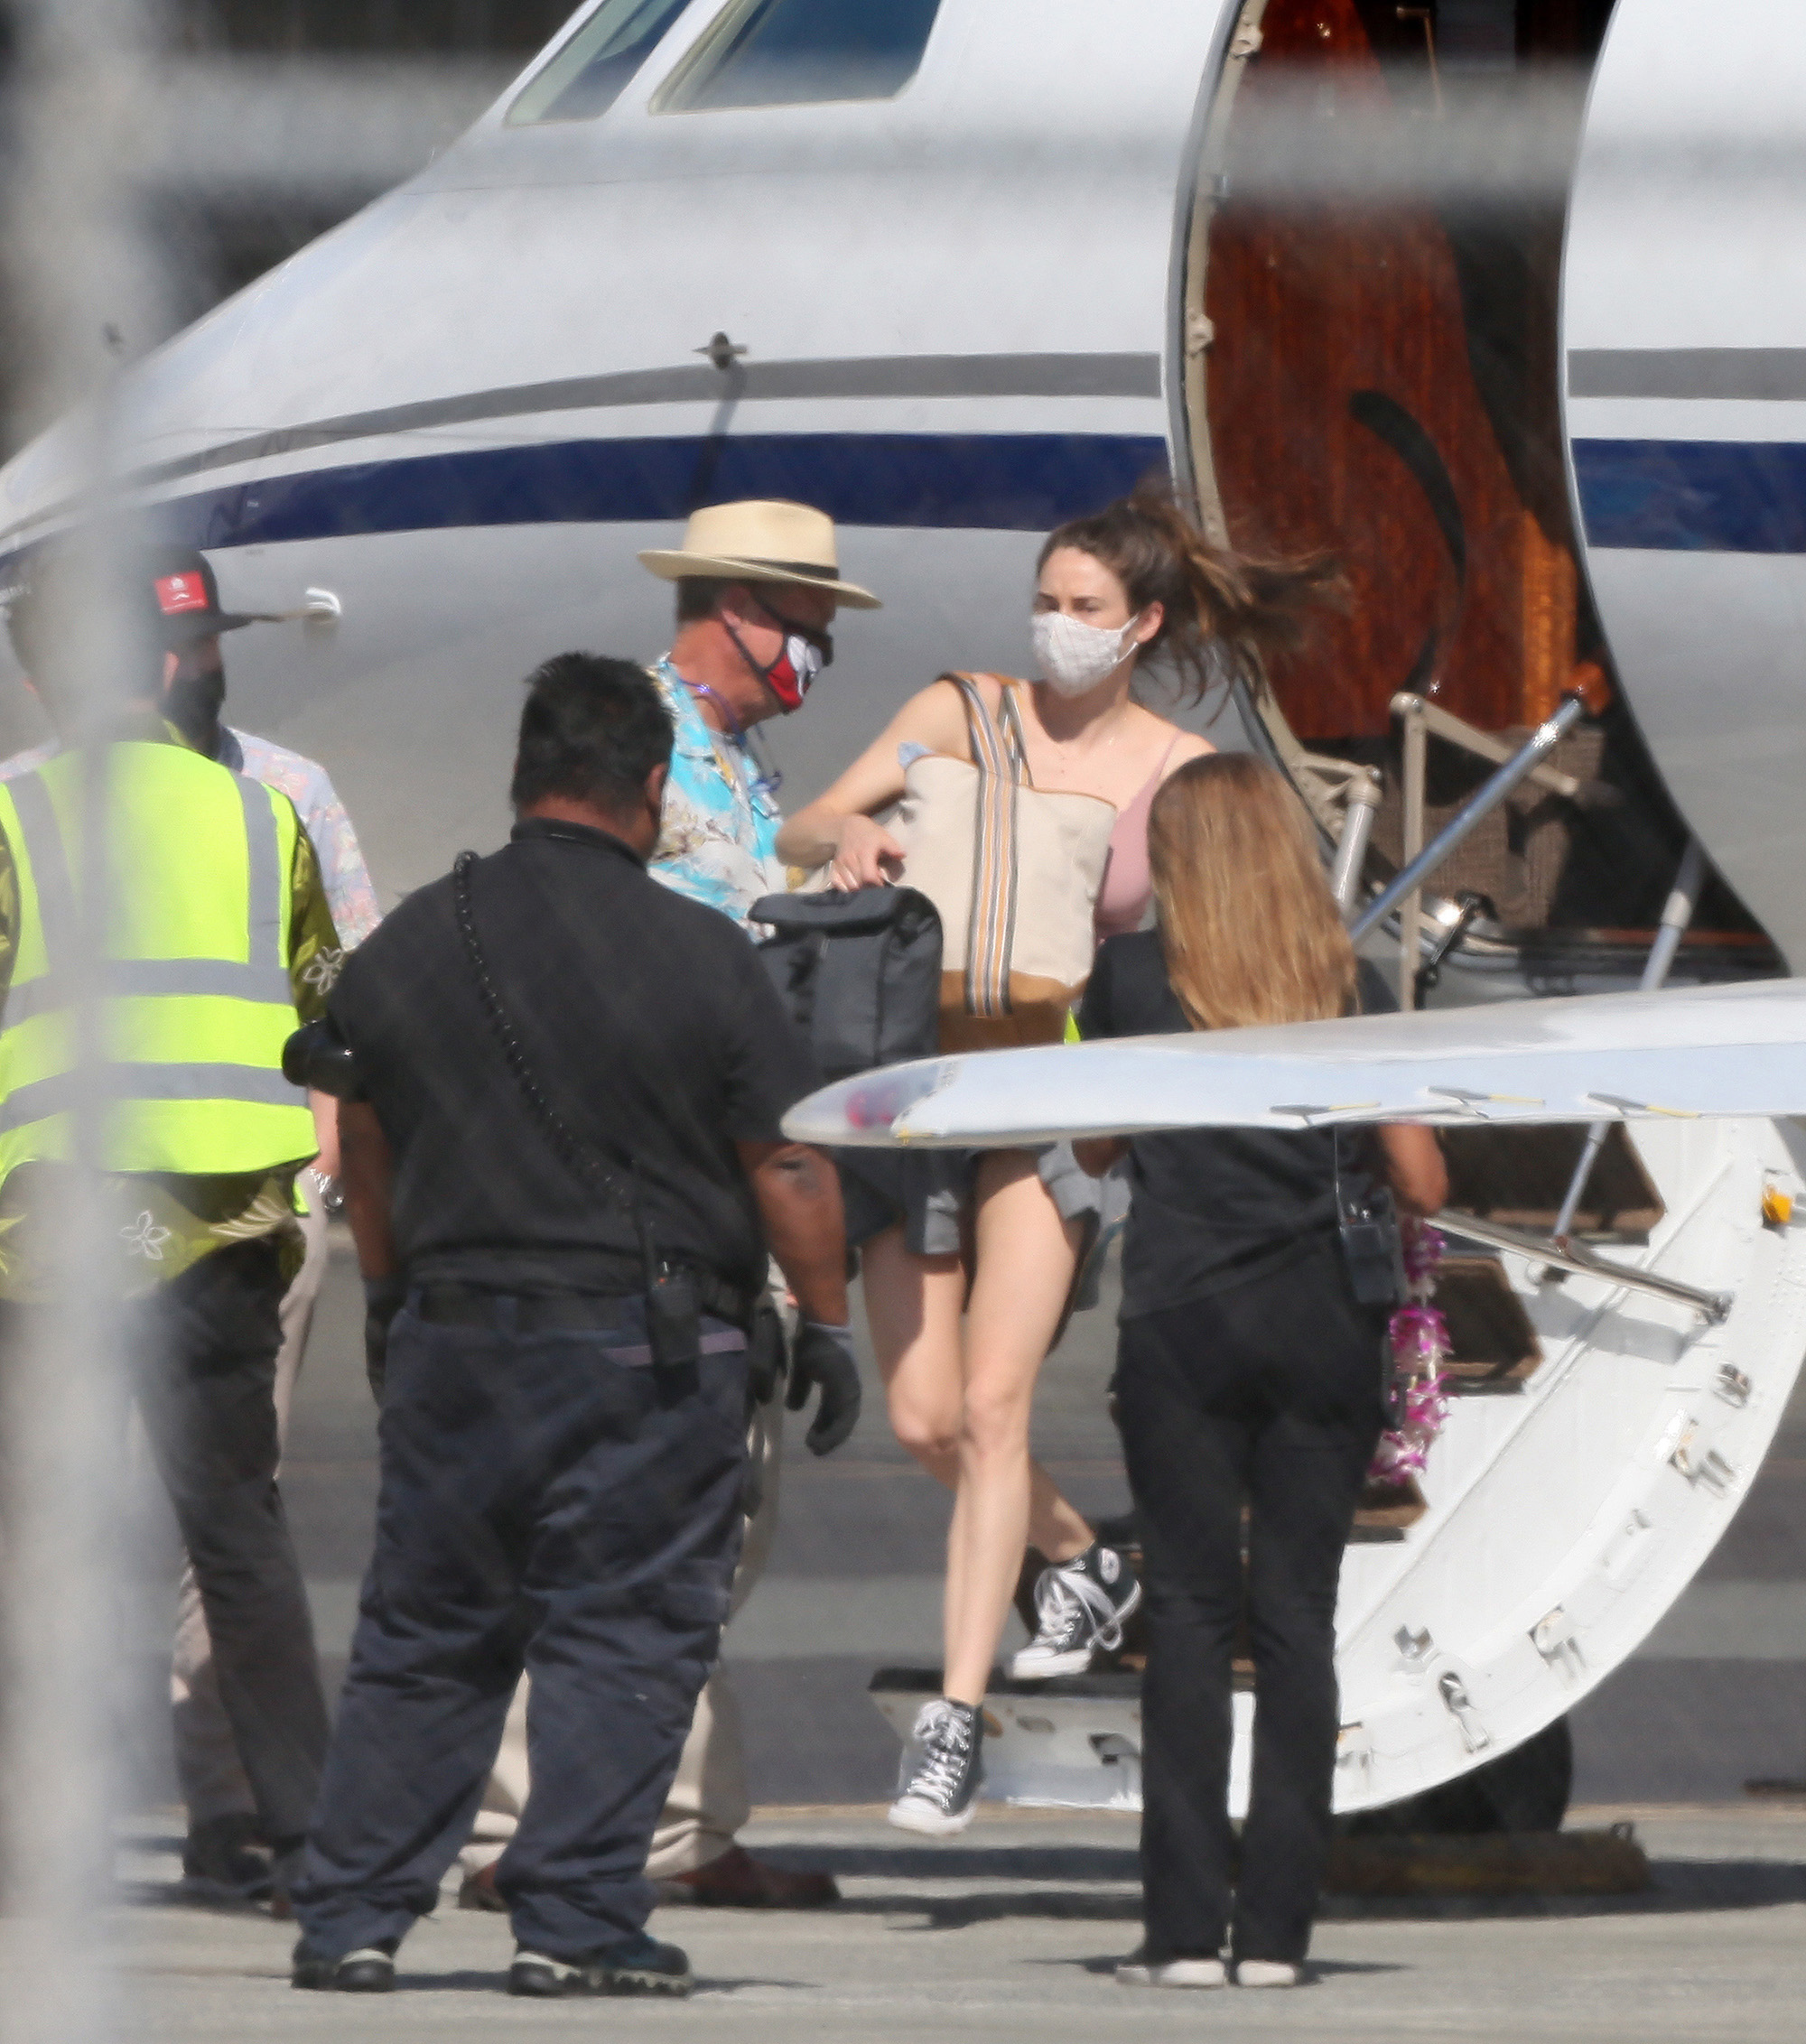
[647,656,786,926]
[0,716,344,1299]
[1,721,379,946]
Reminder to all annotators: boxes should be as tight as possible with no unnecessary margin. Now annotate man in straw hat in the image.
[457,502,878,1913]
[640,497,880,923]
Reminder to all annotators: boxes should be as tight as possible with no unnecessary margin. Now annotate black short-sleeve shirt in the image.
[330,818,819,1296]
[1078,931,1392,1321]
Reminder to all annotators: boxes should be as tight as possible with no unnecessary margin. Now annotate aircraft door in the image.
[1562,0,1806,971]
[1181,0,1595,749]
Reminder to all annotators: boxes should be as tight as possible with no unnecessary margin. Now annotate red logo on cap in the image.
[154,572,209,618]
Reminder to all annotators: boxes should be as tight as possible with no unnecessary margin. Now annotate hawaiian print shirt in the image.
[647,656,786,927]
[214,727,380,947]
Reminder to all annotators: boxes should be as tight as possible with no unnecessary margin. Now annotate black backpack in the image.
[750,886,943,1082]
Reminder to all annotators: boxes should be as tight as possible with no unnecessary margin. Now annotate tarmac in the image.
[47,1799,1806,2040]
[70,1235,1806,2038]
[113,1236,1806,1813]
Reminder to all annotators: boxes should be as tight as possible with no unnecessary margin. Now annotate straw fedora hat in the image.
[638,499,880,609]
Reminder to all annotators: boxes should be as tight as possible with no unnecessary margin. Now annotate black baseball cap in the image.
[132,544,268,647]
[4,542,270,672]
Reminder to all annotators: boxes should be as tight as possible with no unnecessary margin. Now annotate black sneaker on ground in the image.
[508,1933,694,1999]
[180,1813,272,1906]
[888,1697,984,1835]
[1010,1541,1141,1680]
[291,1938,396,1993]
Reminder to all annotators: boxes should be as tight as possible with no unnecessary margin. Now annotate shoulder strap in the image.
[991,680,1035,786]
[452,850,655,1261]
[936,673,1020,1019]
[937,672,1031,783]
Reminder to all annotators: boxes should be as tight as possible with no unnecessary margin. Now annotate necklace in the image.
[1031,694,1134,775]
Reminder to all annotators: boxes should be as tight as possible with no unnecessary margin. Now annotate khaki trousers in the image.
[460,1389,783,1882]
[169,1187,330,1829]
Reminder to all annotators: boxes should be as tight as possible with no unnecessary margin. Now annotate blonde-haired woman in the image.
[1076,753,1446,1990]
[778,490,1336,1834]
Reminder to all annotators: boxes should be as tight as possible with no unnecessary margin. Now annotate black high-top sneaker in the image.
[888,1697,984,1835]
[1010,1541,1141,1680]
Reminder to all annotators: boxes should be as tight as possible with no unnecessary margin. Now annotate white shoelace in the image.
[907,1702,974,1805]
[1032,1563,1128,1653]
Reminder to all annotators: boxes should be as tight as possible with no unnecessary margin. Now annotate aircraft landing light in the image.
[829,1062,951,1135]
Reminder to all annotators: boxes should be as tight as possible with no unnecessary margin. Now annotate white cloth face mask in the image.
[1031,609,1145,698]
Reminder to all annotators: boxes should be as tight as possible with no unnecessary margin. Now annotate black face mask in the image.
[164,661,226,743]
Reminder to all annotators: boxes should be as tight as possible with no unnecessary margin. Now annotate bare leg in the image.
[862,1223,964,1491]
[940,1155,1085,1705]
[863,1223,1094,1570]
[1029,1464,1098,1567]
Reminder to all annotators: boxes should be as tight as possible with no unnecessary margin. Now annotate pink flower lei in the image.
[1369,1219,1452,1485]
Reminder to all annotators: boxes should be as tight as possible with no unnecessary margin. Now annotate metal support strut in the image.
[1330,768,1383,915]
[1548,838,1708,1248]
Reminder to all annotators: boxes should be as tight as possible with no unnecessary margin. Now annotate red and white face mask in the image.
[730,594,834,713]
[761,630,827,711]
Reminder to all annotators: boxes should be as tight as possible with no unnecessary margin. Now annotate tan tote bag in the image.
[891,674,1116,1052]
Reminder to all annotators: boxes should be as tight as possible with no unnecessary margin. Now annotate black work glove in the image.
[363,1275,406,1404]
[746,1298,788,1407]
[786,1321,861,1456]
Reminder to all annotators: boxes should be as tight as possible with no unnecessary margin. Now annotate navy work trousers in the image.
[2,1236,330,1845]
[1115,1239,1385,1968]
[291,1294,747,1962]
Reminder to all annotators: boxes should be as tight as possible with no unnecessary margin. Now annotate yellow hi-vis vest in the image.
[0,741,316,1186]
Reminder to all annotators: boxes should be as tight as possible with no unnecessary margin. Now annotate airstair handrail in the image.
[1350,694,1587,953]
[1435,1209,1733,1325]
[1392,692,1585,802]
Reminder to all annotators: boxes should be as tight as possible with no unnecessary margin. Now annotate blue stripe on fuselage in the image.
[1574,438,1806,554]
[153,431,1172,552]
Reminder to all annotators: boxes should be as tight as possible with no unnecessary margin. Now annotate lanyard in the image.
[665,664,783,805]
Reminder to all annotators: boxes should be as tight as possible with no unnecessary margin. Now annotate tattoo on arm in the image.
[768,1146,832,1200]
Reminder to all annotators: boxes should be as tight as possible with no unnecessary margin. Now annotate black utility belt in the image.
[415,1274,757,1336]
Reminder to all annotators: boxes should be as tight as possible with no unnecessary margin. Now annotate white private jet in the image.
[0,0,1802,1822]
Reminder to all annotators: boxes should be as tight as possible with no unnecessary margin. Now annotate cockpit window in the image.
[506,0,695,126]
[652,0,945,112]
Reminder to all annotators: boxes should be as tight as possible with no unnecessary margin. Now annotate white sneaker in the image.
[1010,1544,1142,1681]
[1235,1959,1302,1988]
[1116,1951,1227,1989]
[888,1698,984,1835]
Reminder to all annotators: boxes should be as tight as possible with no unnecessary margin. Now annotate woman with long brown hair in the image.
[1076,753,1446,1990]
[778,489,1337,1835]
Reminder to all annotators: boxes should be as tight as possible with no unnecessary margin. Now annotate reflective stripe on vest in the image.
[0,743,315,1183]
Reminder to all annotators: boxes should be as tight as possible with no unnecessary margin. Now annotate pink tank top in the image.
[1094,738,1181,941]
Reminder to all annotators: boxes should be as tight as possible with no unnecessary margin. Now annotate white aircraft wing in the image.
[783,976,1806,1148]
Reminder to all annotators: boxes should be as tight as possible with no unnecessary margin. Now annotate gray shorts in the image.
[836,1142,1128,1311]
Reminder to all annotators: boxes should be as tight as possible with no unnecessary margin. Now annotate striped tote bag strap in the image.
[945,672,1022,1019]
[993,678,1035,785]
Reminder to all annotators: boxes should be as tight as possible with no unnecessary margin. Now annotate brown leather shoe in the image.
[457,1863,509,1913]
[661,1844,839,1909]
